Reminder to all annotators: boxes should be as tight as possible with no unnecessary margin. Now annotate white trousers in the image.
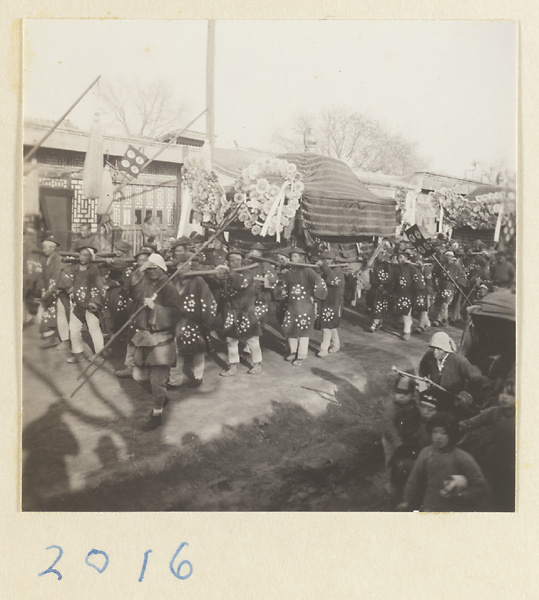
[168,352,206,386]
[227,336,262,364]
[402,310,413,334]
[288,336,309,359]
[69,309,104,355]
[320,328,340,352]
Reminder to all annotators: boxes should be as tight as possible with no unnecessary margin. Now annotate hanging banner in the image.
[118,145,148,178]
[404,225,436,257]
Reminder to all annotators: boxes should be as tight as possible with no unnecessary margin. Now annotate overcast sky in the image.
[24,19,517,179]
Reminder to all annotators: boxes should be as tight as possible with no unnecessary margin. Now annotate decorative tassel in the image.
[83,112,103,199]
[96,165,113,215]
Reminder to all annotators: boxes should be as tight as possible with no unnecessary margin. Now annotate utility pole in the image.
[206,20,216,168]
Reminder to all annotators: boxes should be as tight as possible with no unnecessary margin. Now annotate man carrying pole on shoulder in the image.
[131,253,182,431]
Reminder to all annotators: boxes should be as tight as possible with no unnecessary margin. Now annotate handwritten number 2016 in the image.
[38,543,192,582]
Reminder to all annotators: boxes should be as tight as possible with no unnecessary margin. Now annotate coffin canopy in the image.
[278,153,396,238]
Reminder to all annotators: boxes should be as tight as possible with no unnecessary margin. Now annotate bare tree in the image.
[270,106,428,176]
[99,78,189,139]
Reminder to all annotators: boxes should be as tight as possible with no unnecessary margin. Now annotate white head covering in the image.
[147,252,167,272]
[429,331,457,353]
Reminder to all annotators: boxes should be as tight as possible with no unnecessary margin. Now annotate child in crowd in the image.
[398,412,488,512]
[459,377,516,511]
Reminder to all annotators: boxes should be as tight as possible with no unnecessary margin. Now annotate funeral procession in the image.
[21,21,517,513]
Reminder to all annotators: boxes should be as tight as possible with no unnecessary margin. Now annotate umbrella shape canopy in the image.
[96,165,114,215]
[278,153,396,238]
[471,289,515,322]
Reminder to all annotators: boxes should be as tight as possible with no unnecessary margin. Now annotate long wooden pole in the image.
[24,75,101,161]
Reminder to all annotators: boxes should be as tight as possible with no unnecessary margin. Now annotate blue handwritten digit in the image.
[38,545,63,581]
[138,549,152,582]
[85,549,110,574]
[169,542,193,580]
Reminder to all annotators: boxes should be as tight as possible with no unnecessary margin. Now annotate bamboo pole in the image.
[24,76,101,161]
[69,201,242,397]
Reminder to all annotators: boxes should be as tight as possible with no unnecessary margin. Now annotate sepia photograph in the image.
[22,19,517,513]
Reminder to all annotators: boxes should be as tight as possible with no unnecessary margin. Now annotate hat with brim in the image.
[227,249,244,258]
[444,250,455,258]
[135,246,153,259]
[191,234,205,243]
[172,236,192,249]
[250,242,266,251]
[276,248,290,258]
[77,245,99,254]
[115,240,132,254]
[429,331,456,353]
[43,236,60,246]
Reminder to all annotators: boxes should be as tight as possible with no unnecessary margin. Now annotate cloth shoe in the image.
[247,363,262,374]
[292,359,303,367]
[401,332,411,341]
[328,346,340,354]
[66,353,85,364]
[285,353,296,362]
[141,412,163,431]
[115,367,134,378]
[317,349,329,357]
[220,365,237,377]
[189,378,203,388]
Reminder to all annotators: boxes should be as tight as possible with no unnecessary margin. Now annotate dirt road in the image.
[22,307,462,511]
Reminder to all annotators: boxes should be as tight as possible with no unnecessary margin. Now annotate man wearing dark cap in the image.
[38,235,71,349]
[65,245,105,364]
[248,242,277,327]
[171,237,194,264]
[389,250,426,341]
[274,247,327,366]
[167,254,217,388]
[316,249,345,356]
[71,223,100,253]
[115,246,153,379]
[217,249,263,376]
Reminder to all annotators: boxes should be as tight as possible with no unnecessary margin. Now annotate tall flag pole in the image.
[206,19,216,169]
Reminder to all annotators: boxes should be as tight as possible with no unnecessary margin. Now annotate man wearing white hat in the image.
[418,331,486,416]
[431,250,465,327]
[131,253,182,430]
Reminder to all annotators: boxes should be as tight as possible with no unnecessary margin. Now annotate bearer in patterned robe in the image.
[38,236,71,350]
[168,256,218,388]
[316,249,345,357]
[389,249,426,341]
[64,245,105,363]
[217,249,263,377]
[369,252,392,333]
[274,247,327,367]
[248,242,277,326]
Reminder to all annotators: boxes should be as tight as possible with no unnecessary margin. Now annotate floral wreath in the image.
[182,159,229,227]
[233,157,304,241]
[429,188,514,231]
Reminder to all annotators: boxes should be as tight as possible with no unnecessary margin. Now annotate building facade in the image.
[24,119,204,251]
